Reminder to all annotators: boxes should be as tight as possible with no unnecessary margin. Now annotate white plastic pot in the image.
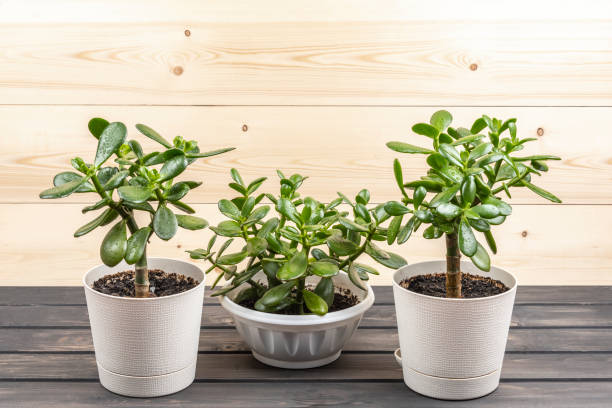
[393,261,517,400]
[83,257,205,397]
[219,271,374,369]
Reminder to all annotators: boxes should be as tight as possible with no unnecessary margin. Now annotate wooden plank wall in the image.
[0,0,611,285]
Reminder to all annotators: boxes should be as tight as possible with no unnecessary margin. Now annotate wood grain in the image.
[0,6,611,105]
[1,106,609,204]
[1,203,609,286]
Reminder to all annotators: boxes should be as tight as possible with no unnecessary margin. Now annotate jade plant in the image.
[39,118,234,297]
[385,110,561,297]
[188,169,407,315]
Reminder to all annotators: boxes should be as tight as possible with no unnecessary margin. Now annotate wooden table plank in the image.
[2,328,611,353]
[1,353,611,381]
[3,286,611,306]
[3,304,612,328]
[1,382,611,408]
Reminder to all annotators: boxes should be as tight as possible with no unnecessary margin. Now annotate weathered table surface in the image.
[1,286,611,407]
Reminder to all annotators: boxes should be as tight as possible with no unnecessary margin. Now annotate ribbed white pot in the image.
[219,271,374,369]
[393,261,517,400]
[83,257,205,397]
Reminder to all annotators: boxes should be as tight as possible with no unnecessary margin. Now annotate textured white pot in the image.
[393,261,517,400]
[83,257,205,397]
[219,271,374,369]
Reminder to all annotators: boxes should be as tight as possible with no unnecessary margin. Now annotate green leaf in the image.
[256,280,296,308]
[412,123,439,138]
[170,200,195,214]
[387,215,403,244]
[277,250,308,280]
[217,250,248,265]
[124,227,151,264]
[117,186,151,203]
[339,217,369,233]
[127,140,143,160]
[439,144,463,167]
[103,170,129,191]
[404,180,444,192]
[241,197,256,217]
[423,225,442,239]
[186,147,235,158]
[245,206,270,225]
[100,220,127,267]
[468,143,493,162]
[40,177,88,199]
[458,218,477,257]
[153,205,178,240]
[246,237,268,256]
[429,184,460,207]
[471,118,487,134]
[74,208,116,237]
[123,200,155,214]
[522,181,562,203]
[430,110,452,131]
[436,166,464,184]
[451,134,483,146]
[386,142,434,154]
[397,216,416,244]
[513,155,561,162]
[471,204,499,219]
[384,201,411,216]
[327,235,359,256]
[415,209,434,222]
[302,290,328,316]
[484,230,497,254]
[348,263,367,290]
[276,198,301,225]
[218,199,241,220]
[257,218,279,239]
[94,122,127,167]
[352,262,379,276]
[211,220,242,237]
[470,242,491,272]
[365,242,407,269]
[413,186,427,209]
[81,198,109,214]
[135,124,172,148]
[468,218,490,232]
[461,176,476,206]
[483,196,512,216]
[310,261,339,278]
[436,203,461,220]
[176,214,208,230]
[159,152,188,182]
[88,118,109,139]
[314,278,334,307]
[165,182,190,202]
[426,153,448,170]
[53,172,95,193]
[230,168,244,186]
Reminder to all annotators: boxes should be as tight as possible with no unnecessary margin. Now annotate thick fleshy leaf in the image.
[103,170,129,191]
[245,205,270,225]
[117,186,151,203]
[461,176,476,206]
[100,220,127,267]
[40,177,88,199]
[276,198,301,224]
[246,237,268,256]
[428,184,460,208]
[94,122,127,167]
[74,208,116,237]
[81,198,109,214]
[165,182,190,202]
[159,152,188,182]
[88,118,109,139]
[430,110,452,131]
[127,140,143,160]
[257,218,279,239]
[483,196,512,216]
[217,250,248,265]
[470,242,491,272]
[484,230,497,254]
[211,220,242,237]
[339,217,369,233]
[303,289,328,316]
[384,201,411,216]
[522,181,562,203]
[218,199,241,220]
[277,250,308,280]
[310,261,339,278]
[365,242,407,269]
[387,215,403,244]
[176,214,208,230]
[471,117,487,134]
[458,218,477,257]
[186,147,235,158]
[436,202,461,220]
[53,172,95,193]
[256,280,296,308]
[397,216,416,244]
[135,124,172,148]
[471,204,500,219]
[468,143,493,162]
[327,235,359,256]
[386,141,434,154]
[412,123,439,138]
[124,227,151,264]
[426,153,448,170]
[348,263,367,290]
[153,205,178,240]
[439,144,463,167]
[413,186,427,209]
[351,262,380,276]
[314,278,334,307]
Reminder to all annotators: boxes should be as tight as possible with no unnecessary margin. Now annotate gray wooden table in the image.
[1,286,611,407]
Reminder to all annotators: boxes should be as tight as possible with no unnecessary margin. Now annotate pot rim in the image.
[82,257,205,302]
[392,260,517,303]
[219,271,375,326]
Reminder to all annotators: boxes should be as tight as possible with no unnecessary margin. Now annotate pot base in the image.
[403,366,500,400]
[252,350,341,369]
[97,359,197,398]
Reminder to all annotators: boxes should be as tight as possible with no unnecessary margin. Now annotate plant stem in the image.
[445,232,461,298]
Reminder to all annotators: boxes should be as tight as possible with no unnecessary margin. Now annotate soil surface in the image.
[401,272,509,298]
[92,269,199,298]
[238,287,359,314]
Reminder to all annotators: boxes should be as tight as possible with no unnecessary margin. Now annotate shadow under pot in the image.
[83,257,205,397]
[218,271,375,369]
[392,260,517,400]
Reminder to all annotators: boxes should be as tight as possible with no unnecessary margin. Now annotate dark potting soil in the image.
[400,272,509,298]
[92,269,199,298]
[238,287,359,314]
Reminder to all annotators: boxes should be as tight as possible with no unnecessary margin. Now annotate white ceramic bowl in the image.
[83,257,205,397]
[219,271,374,369]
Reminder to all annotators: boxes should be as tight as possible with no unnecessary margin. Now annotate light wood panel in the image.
[1,203,609,286]
[2,106,609,204]
[0,1,611,105]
